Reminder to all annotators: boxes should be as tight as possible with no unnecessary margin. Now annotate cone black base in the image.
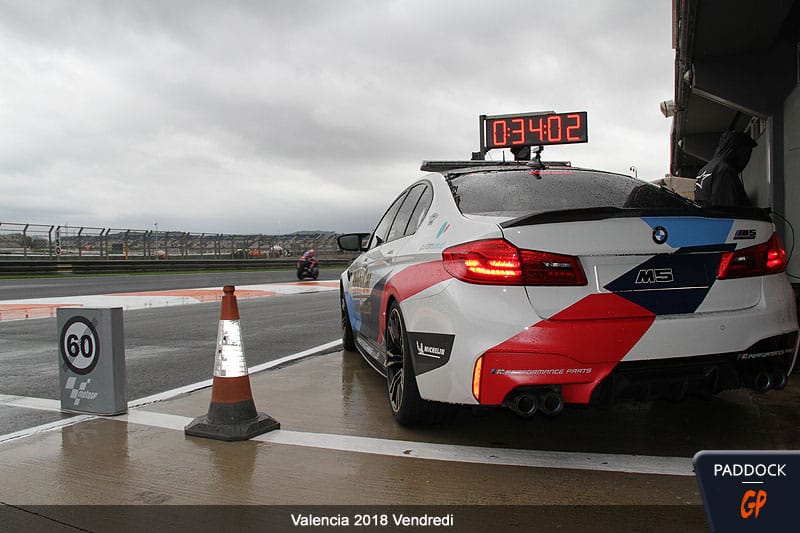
[185,411,280,442]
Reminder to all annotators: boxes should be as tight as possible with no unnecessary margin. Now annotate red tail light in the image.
[717,233,787,279]
[443,239,587,286]
[520,249,588,286]
[472,355,483,401]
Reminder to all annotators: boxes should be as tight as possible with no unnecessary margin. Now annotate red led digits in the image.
[547,115,562,143]
[528,117,544,143]
[492,121,508,147]
[484,111,587,150]
[565,113,581,141]
[510,118,525,145]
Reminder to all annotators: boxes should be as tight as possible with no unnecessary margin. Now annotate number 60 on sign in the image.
[60,316,100,375]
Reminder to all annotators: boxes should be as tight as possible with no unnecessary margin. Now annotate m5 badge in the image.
[734,229,757,240]
[635,268,674,284]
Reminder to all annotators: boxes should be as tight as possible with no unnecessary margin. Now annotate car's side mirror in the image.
[338,233,371,252]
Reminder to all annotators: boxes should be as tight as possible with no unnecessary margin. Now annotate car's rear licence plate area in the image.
[594,252,713,292]
[530,250,759,320]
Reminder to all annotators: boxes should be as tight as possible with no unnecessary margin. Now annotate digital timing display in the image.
[484,111,588,149]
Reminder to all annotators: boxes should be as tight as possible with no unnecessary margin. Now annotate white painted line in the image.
[257,431,695,477]
[120,409,694,477]
[0,414,96,445]
[0,340,342,440]
[129,339,342,408]
[248,339,342,374]
[1,342,694,477]
[122,410,190,431]
[128,378,213,409]
[0,395,61,412]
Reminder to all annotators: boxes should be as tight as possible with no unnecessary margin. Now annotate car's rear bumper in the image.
[476,331,797,406]
[410,276,798,407]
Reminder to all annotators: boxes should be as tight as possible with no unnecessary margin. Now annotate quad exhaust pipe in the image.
[505,389,564,418]
[770,370,788,390]
[507,391,538,418]
[503,368,789,417]
[741,370,788,392]
[538,391,565,416]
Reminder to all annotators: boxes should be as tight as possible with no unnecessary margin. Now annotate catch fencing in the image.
[0,222,344,260]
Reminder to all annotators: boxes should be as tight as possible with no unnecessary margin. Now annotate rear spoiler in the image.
[502,206,774,228]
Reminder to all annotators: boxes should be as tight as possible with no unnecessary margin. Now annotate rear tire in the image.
[385,302,429,425]
[341,292,356,352]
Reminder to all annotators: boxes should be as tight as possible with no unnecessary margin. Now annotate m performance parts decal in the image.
[407,332,454,374]
[481,293,655,404]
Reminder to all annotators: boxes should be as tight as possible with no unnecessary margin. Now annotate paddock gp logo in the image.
[693,451,800,532]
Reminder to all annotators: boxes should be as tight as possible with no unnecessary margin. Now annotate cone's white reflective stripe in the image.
[213,319,248,377]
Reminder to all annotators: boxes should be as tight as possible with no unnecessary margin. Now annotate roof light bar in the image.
[420,160,572,173]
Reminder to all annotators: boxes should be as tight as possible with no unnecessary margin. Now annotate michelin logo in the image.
[416,341,445,359]
[407,332,454,375]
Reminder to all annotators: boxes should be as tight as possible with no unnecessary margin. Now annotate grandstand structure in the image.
[0,222,343,260]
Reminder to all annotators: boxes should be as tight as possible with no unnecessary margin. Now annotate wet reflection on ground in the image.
[335,351,799,457]
[145,350,800,459]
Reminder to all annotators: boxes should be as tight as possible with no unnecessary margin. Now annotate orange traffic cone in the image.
[185,285,280,441]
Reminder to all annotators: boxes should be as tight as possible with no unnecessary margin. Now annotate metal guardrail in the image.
[0,258,351,276]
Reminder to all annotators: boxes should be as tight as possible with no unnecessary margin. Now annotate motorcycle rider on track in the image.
[297,249,319,279]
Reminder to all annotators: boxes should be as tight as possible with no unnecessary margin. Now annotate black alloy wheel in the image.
[385,301,427,425]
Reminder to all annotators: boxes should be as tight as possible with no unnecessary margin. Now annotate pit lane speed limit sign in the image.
[60,316,100,375]
[57,308,127,415]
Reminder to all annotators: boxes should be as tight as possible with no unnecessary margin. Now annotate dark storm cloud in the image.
[0,0,674,234]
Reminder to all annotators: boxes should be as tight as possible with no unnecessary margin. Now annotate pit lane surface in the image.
[0,271,341,436]
[1,271,799,531]
[2,269,798,453]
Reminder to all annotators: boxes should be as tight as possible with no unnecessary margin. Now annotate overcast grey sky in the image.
[1,0,674,235]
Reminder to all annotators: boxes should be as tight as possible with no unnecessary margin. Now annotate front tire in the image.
[385,301,429,425]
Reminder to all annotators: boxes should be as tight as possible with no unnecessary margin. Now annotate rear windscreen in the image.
[450,169,690,217]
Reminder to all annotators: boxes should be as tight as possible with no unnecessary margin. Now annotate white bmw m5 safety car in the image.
[338,119,798,425]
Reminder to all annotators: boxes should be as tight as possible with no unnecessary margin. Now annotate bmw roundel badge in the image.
[652,226,668,245]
